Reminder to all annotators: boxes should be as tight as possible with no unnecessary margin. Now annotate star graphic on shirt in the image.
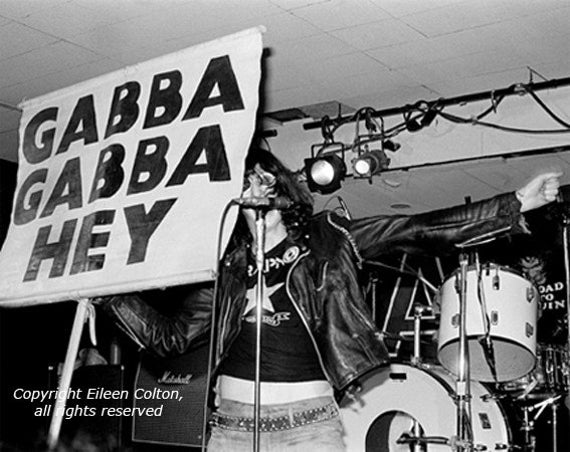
[243,281,284,315]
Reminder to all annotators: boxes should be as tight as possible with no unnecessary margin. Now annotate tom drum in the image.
[437,264,538,382]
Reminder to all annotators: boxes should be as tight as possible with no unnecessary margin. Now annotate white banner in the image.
[0,28,263,307]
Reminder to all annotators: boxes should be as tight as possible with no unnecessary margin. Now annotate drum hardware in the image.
[517,394,562,452]
[381,330,433,345]
[412,305,432,366]
[397,432,505,452]
[475,256,499,385]
[454,252,474,452]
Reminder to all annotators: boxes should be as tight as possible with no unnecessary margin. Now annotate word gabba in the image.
[15,55,245,282]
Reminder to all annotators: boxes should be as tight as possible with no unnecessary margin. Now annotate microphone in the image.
[232,196,293,209]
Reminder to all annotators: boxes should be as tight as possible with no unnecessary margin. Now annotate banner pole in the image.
[47,298,90,450]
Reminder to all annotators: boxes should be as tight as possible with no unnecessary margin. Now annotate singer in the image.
[101,147,561,451]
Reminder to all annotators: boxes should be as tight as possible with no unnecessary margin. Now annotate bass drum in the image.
[340,363,511,451]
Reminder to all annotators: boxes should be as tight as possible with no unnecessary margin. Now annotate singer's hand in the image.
[242,165,277,200]
[516,172,562,212]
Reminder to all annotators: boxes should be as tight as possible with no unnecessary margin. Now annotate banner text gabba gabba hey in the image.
[0,28,263,306]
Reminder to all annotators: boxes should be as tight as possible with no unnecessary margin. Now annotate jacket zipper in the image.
[285,249,334,384]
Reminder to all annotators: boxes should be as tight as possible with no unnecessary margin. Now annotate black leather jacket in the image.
[104,192,525,390]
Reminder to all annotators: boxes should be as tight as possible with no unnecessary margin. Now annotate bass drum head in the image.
[340,363,510,452]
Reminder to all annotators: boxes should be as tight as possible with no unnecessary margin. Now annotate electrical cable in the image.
[527,88,570,128]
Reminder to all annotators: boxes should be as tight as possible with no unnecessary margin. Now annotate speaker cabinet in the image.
[132,344,210,447]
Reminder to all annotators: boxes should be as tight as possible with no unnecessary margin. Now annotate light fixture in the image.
[304,142,347,194]
[353,149,391,178]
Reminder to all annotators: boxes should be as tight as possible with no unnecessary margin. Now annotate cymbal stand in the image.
[520,405,536,452]
[253,209,267,452]
[403,253,476,451]
[520,395,562,452]
[411,305,427,452]
[454,252,473,451]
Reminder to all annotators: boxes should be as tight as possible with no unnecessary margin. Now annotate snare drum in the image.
[340,363,511,451]
[437,264,538,382]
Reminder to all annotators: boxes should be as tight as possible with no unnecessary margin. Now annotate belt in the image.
[210,402,339,432]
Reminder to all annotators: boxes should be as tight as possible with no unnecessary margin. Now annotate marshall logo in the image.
[157,371,193,385]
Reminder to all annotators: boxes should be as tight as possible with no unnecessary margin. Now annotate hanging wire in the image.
[526,88,570,128]
[310,78,570,152]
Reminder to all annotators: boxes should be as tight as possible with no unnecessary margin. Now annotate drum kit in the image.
[340,258,570,452]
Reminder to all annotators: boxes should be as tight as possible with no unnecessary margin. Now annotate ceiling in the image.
[1,0,570,216]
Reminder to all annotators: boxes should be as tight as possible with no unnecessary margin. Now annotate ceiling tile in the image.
[322,69,416,100]
[399,49,527,88]
[0,22,57,60]
[0,41,104,85]
[370,0,466,17]
[70,0,165,18]
[264,82,336,112]
[0,0,70,19]
[288,52,389,82]
[0,58,123,105]
[16,2,127,40]
[400,2,512,38]
[255,12,323,44]
[367,25,517,69]
[291,0,390,31]
[269,0,331,11]
[330,18,425,51]
[0,128,18,162]
[0,108,21,133]
[460,160,528,191]
[273,33,358,62]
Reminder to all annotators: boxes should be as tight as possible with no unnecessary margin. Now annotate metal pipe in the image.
[303,76,570,130]
[253,211,267,452]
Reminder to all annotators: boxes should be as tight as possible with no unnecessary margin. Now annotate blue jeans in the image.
[207,396,346,452]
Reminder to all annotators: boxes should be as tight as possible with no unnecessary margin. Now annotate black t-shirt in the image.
[218,238,326,382]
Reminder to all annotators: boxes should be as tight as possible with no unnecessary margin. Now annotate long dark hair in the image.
[240,148,314,242]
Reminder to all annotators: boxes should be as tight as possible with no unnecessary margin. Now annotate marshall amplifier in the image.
[132,343,210,447]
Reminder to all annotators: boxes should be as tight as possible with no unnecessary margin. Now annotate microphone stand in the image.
[253,209,267,452]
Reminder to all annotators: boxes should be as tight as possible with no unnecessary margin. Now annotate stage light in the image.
[304,152,347,194]
[352,149,391,178]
